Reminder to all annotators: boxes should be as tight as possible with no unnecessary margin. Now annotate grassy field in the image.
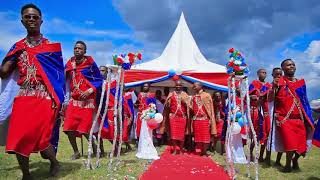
[0,130,320,180]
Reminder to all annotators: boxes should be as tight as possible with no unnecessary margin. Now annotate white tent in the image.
[125,12,228,91]
[132,12,225,73]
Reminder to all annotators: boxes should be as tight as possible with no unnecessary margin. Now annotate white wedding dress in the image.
[136,119,159,160]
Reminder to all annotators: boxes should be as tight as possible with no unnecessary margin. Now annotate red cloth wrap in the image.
[101,109,115,140]
[215,119,224,139]
[193,120,210,143]
[249,80,272,144]
[63,102,94,134]
[277,117,307,154]
[6,96,56,157]
[168,93,187,141]
[169,116,187,141]
[275,77,310,154]
[101,109,130,142]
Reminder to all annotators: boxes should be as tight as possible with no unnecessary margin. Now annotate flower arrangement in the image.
[226,48,249,76]
[113,52,142,70]
[141,103,163,129]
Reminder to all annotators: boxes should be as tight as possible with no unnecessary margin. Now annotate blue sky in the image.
[0,0,319,99]
[0,0,143,65]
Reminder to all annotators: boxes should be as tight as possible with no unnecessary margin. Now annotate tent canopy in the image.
[125,12,228,91]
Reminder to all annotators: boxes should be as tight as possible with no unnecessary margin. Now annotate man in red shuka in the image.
[270,59,314,172]
[63,41,103,160]
[162,80,189,154]
[249,69,272,162]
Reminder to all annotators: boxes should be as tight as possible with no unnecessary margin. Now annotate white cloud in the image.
[44,18,131,39]
[281,40,320,100]
[305,40,320,62]
[0,12,25,52]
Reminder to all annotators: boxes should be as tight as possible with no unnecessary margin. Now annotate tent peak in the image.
[133,12,226,73]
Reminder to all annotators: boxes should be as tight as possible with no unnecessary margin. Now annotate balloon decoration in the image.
[113,52,142,70]
[141,103,162,130]
[176,69,183,75]
[172,74,180,81]
[147,118,159,129]
[154,113,164,123]
[168,69,176,77]
[231,122,241,135]
[226,48,249,76]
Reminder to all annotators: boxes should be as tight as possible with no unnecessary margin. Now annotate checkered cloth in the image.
[193,120,210,143]
[169,116,187,141]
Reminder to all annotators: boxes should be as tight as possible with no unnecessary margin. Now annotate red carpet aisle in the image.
[140,147,230,180]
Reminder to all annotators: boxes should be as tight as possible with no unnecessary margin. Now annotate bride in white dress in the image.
[136,117,159,160]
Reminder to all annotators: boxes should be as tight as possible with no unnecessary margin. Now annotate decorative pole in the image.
[107,52,143,171]
[96,67,112,168]
[108,65,121,170]
[86,66,108,170]
[116,69,125,160]
[225,48,258,179]
[245,78,259,180]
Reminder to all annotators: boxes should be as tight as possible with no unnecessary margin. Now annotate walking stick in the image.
[268,87,278,155]
[81,135,84,156]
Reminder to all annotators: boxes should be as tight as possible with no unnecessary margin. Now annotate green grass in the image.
[1,132,320,180]
[0,129,165,180]
[210,143,320,180]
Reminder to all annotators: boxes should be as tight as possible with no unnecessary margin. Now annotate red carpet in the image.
[140,147,230,180]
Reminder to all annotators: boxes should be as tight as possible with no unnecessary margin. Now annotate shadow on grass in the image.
[32,161,82,179]
[4,161,82,179]
[260,159,283,170]
[307,177,320,180]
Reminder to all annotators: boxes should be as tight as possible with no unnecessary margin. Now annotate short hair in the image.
[281,58,292,67]
[21,4,42,16]
[194,81,203,87]
[257,68,266,74]
[272,67,282,73]
[99,65,107,69]
[155,90,162,96]
[143,82,150,87]
[214,91,221,95]
[75,41,87,51]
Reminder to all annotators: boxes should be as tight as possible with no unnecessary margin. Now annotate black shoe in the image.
[22,174,33,180]
[274,161,282,167]
[258,157,264,163]
[70,152,81,160]
[50,161,60,177]
[292,159,300,171]
[265,158,271,166]
[281,166,292,173]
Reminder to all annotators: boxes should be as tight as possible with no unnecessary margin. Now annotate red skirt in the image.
[169,116,187,141]
[63,102,94,134]
[216,119,224,139]
[101,109,114,140]
[122,118,130,142]
[251,107,259,136]
[261,115,271,145]
[193,120,210,143]
[136,113,142,138]
[101,110,130,142]
[6,96,56,157]
[277,118,307,154]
